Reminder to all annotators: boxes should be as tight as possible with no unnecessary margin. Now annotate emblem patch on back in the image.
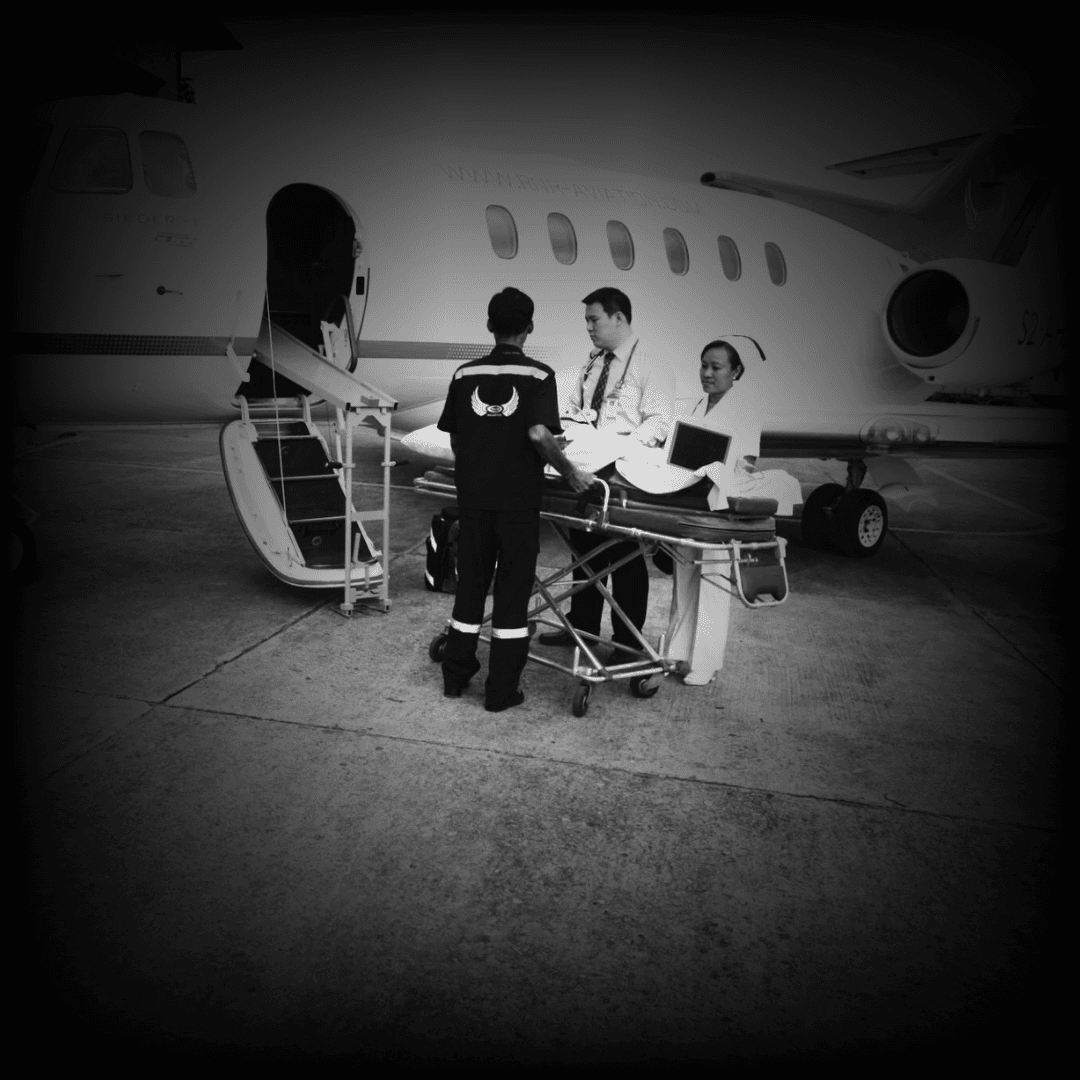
[471,386,519,417]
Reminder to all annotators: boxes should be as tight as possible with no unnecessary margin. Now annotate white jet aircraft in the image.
[15,80,1063,560]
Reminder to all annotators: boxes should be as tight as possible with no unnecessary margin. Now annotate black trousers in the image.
[566,528,649,656]
[442,508,540,704]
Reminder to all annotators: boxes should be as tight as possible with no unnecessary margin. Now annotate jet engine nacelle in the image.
[882,259,1062,390]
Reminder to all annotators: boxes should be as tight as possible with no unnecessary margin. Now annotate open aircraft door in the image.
[245,183,369,397]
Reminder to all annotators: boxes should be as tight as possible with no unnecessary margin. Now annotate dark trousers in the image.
[443,508,540,705]
[566,528,649,656]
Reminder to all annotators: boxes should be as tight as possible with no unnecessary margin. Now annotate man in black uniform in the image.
[437,288,593,712]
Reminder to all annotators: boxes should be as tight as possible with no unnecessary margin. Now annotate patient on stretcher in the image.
[551,361,801,516]
[402,346,801,521]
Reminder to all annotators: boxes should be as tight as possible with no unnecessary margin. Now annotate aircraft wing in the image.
[701,120,1056,266]
[758,402,1066,460]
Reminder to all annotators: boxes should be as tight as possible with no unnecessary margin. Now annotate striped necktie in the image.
[589,351,616,421]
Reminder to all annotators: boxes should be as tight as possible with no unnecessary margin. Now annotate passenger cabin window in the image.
[606,220,634,270]
[717,235,742,281]
[663,228,689,275]
[764,242,787,286]
[49,126,132,193]
[139,131,196,197]
[546,212,577,264]
[20,120,53,192]
[485,205,518,259]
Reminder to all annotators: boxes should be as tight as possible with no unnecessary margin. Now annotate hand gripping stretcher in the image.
[415,468,789,715]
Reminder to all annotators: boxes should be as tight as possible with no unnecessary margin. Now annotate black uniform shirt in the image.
[437,344,562,511]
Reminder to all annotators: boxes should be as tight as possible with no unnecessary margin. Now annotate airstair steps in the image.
[221,310,395,611]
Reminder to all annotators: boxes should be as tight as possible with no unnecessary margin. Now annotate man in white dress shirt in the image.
[538,288,675,672]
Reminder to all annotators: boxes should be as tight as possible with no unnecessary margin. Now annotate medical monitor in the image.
[666,420,731,471]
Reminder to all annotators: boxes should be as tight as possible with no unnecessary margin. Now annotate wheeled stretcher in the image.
[415,468,788,715]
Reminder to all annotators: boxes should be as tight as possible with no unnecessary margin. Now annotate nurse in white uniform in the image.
[665,338,799,686]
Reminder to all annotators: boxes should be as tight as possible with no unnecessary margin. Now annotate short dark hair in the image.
[700,340,744,380]
[582,287,631,324]
[488,287,534,336]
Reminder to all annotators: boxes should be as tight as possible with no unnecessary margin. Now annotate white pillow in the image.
[400,424,454,462]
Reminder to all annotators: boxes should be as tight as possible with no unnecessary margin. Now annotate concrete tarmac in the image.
[14,423,1064,1062]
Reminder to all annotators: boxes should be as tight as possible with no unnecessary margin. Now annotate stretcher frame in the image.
[418,475,788,715]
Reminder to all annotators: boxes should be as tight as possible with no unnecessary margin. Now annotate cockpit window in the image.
[717,235,742,281]
[764,242,787,286]
[49,126,132,193]
[663,227,689,275]
[485,205,518,259]
[20,120,53,192]
[547,212,577,265]
[139,131,196,197]
[606,220,634,270]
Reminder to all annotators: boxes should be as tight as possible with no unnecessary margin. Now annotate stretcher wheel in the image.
[800,483,843,548]
[428,633,448,662]
[630,675,659,698]
[572,684,590,717]
[834,490,888,557]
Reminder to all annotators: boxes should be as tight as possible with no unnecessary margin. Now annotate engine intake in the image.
[886,269,969,360]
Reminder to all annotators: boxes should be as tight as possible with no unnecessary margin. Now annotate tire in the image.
[629,675,659,699]
[11,518,36,587]
[834,490,888,557]
[572,684,590,717]
[800,483,844,548]
[428,633,448,662]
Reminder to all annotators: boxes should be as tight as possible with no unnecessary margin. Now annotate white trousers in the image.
[664,546,733,678]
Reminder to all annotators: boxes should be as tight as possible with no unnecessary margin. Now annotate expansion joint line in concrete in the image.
[30,690,156,782]
[890,531,1062,692]
[151,705,1058,835]
[967,607,1063,694]
[159,600,335,705]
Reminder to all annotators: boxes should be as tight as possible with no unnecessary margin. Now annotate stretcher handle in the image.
[573,475,611,524]
[597,477,611,520]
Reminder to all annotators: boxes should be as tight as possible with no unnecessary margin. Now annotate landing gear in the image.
[801,461,888,557]
[800,483,844,548]
[834,489,887,557]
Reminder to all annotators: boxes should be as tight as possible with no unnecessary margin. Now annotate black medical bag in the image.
[424,507,459,592]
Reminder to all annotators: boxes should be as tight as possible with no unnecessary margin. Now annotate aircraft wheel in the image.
[11,518,36,587]
[630,675,660,699]
[800,483,844,547]
[572,684,590,717]
[428,632,448,662]
[834,490,888,557]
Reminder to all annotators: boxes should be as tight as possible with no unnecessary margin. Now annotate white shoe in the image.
[682,669,715,686]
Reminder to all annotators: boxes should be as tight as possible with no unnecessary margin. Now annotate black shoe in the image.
[485,691,525,713]
[443,660,480,697]
[537,629,575,646]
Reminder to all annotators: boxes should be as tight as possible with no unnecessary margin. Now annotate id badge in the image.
[602,396,619,421]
